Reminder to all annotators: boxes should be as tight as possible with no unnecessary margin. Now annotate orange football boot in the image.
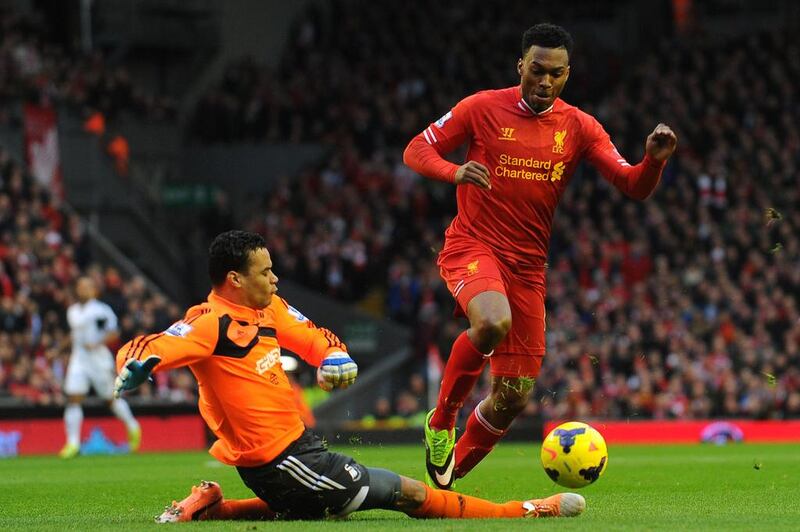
[155,480,223,523]
[522,492,586,518]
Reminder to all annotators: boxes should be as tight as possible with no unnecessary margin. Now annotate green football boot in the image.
[128,426,142,452]
[58,442,79,459]
[424,409,456,489]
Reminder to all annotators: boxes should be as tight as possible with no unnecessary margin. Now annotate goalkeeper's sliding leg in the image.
[156,470,584,522]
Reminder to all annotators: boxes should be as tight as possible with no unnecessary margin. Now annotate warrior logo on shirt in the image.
[553,129,567,153]
[498,127,516,141]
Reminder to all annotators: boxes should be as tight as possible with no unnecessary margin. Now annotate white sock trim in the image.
[473,400,505,436]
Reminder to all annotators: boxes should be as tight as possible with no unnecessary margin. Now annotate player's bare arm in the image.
[454,160,491,189]
[645,123,678,162]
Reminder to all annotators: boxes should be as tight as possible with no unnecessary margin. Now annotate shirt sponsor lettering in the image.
[256,348,282,375]
[494,154,565,182]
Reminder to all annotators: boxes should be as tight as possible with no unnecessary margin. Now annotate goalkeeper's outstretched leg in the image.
[156,470,584,522]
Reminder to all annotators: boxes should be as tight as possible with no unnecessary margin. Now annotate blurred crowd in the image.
[0,8,176,126]
[236,3,800,422]
[0,146,194,405]
[0,4,189,405]
[189,1,613,146]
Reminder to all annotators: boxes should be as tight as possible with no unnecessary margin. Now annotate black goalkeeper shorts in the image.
[237,430,372,519]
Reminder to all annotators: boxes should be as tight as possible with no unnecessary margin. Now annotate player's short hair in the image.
[208,230,267,286]
[521,23,573,58]
[75,275,94,287]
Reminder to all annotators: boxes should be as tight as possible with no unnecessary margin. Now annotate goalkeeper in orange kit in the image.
[115,230,585,522]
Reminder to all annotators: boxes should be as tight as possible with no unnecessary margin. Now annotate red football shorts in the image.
[437,236,546,378]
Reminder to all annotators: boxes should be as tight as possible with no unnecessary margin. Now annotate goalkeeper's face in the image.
[237,247,279,309]
[518,45,570,113]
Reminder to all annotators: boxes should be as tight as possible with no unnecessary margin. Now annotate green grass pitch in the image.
[2,442,799,530]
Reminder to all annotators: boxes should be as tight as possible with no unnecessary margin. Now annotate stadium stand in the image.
[0,145,193,405]
[2,0,799,425]
[0,8,176,122]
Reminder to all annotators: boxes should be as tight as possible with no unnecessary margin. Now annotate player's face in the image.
[518,45,570,113]
[238,248,279,309]
[75,278,96,303]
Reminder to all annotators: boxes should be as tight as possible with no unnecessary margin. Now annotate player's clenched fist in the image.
[454,160,491,189]
[317,352,358,391]
[645,123,678,162]
[114,356,161,398]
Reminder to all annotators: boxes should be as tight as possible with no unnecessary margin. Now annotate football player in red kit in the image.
[403,23,677,489]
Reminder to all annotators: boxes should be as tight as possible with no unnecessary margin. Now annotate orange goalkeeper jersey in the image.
[116,292,346,466]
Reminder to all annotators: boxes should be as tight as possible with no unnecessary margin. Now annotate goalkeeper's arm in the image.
[271,297,358,390]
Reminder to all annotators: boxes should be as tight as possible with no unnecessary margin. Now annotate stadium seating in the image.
[0,8,176,122]
[0,146,194,404]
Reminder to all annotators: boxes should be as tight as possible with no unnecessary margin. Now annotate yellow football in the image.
[541,421,608,488]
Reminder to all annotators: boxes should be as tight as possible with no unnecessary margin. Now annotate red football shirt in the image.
[404,86,665,265]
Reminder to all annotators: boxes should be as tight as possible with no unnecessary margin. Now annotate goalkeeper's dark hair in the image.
[521,23,573,58]
[208,230,268,286]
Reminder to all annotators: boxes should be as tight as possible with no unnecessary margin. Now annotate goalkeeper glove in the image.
[114,356,161,398]
[317,352,358,391]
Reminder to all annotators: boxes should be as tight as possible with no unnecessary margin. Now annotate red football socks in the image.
[410,484,524,518]
[430,331,489,430]
[455,402,507,478]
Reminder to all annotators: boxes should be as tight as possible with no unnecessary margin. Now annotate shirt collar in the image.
[517,87,554,116]
[208,291,266,321]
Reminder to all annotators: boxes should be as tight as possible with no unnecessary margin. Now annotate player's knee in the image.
[490,380,533,416]
[489,394,527,418]
[471,315,511,349]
